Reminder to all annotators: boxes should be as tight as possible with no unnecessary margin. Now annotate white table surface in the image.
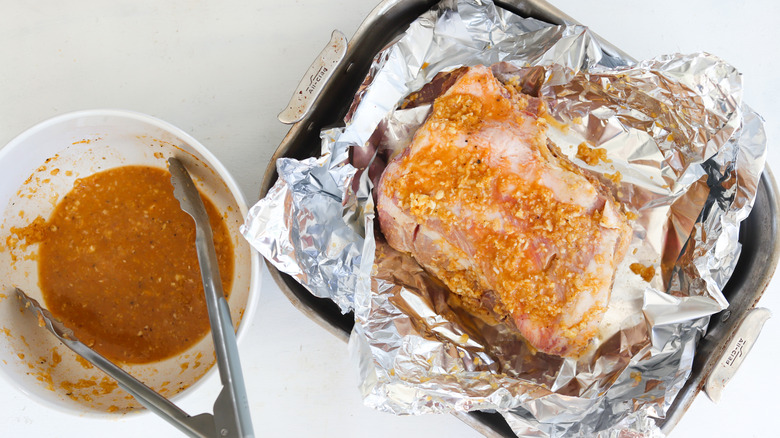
[0,1,777,437]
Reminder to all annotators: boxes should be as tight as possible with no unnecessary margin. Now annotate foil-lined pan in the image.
[243,0,775,436]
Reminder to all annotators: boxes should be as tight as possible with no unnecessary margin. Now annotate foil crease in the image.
[242,0,767,436]
[241,131,373,313]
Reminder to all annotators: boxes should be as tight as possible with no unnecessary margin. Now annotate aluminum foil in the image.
[241,0,766,436]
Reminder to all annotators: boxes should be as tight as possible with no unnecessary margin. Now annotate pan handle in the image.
[278,30,347,124]
[704,307,771,402]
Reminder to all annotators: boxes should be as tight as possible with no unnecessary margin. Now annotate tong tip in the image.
[167,157,206,221]
[15,288,75,340]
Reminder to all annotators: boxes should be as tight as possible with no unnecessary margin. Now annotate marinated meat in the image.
[376,65,632,357]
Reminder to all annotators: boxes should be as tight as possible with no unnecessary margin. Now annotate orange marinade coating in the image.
[378,65,636,357]
[384,75,606,331]
[630,263,655,282]
[38,166,233,364]
[576,142,611,166]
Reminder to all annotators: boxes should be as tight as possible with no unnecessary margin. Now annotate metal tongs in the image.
[16,157,254,438]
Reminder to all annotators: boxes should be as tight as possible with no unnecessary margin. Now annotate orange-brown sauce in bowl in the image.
[38,165,233,364]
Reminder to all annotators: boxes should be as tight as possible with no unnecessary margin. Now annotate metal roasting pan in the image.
[259,1,780,435]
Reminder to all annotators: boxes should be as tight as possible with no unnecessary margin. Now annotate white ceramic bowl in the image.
[0,109,260,415]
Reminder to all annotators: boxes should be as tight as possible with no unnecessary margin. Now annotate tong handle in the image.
[168,158,254,438]
[15,289,214,438]
[70,344,213,438]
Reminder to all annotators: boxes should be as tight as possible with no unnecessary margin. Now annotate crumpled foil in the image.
[241,0,767,436]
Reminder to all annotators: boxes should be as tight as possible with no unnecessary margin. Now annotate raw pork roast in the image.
[376,65,632,357]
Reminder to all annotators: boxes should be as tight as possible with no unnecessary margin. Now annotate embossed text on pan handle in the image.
[277,30,347,124]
